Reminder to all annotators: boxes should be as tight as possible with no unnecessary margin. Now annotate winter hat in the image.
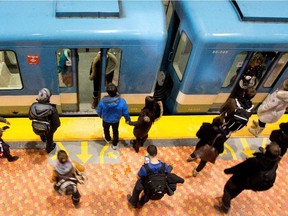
[37,88,51,102]
[283,79,288,91]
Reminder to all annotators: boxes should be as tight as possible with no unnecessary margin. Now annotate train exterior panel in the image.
[0,0,166,115]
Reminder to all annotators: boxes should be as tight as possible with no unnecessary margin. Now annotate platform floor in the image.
[1,114,288,215]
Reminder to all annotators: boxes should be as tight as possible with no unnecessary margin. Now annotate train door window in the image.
[0,51,22,89]
[165,0,173,29]
[264,52,288,87]
[173,31,192,81]
[57,48,73,88]
[222,52,248,87]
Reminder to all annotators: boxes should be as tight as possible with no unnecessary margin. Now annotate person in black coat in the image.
[129,96,163,153]
[187,116,227,177]
[268,122,288,158]
[214,142,281,214]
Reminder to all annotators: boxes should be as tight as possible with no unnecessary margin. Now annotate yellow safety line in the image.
[224,142,237,160]
[99,143,110,164]
[262,137,268,148]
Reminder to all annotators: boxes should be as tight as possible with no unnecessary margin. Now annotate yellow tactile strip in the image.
[4,114,288,142]
[1,146,288,216]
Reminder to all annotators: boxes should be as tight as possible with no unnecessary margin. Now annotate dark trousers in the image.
[134,135,148,152]
[40,130,55,152]
[0,141,14,160]
[130,179,149,207]
[72,189,81,205]
[190,152,208,172]
[221,178,244,211]
[103,121,119,146]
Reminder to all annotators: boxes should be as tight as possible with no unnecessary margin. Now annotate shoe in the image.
[111,145,117,150]
[127,194,137,208]
[7,156,19,162]
[187,155,196,162]
[258,146,265,153]
[214,204,229,214]
[73,201,80,208]
[192,168,199,177]
[103,134,110,143]
[46,143,56,154]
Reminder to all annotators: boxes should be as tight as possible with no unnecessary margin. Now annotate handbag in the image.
[194,134,222,164]
[73,164,87,184]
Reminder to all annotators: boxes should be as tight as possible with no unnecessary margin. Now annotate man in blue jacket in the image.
[97,83,130,150]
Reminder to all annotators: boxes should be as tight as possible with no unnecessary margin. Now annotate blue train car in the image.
[155,0,288,114]
[0,0,166,115]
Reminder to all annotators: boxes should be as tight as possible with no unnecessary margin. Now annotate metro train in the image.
[1,0,288,116]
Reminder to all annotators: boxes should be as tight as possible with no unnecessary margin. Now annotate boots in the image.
[91,97,98,109]
[248,125,264,137]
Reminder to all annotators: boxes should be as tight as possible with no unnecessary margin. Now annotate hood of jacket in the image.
[276,90,288,102]
[102,95,120,108]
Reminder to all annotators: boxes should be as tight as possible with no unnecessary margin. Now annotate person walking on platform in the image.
[259,122,288,160]
[29,88,61,153]
[221,87,256,137]
[128,96,163,153]
[127,145,183,208]
[51,150,85,208]
[214,142,280,214]
[186,116,227,177]
[0,117,19,162]
[249,79,288,137]
[97,83,130,150]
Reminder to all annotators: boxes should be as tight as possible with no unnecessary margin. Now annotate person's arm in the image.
[50,170,58,183]
[73,160,85,172]
[122,99,131,123]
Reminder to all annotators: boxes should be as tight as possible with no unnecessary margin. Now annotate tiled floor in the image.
[1,146,288,216]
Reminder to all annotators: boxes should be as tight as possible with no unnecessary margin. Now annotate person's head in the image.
[57,150,69,164]
[147,144,157,157]
[212,116,225,127]
[106,83,118,97]
[250,53,264,67]
[37,88,51,103]
[282,79,288,91]
[265,142,281,160]
[244,87,256,100]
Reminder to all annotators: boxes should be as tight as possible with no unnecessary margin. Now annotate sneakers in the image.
[214,204,229,214]
[192,168,199,177]
[103,134,110,143]
[127,194,137,208]
[187,155,196,162]
[111,145,117,150]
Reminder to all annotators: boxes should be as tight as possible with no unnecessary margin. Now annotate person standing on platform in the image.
[214,143,280,214]
[97,83,130,150]
[186,116,226,177]
[249,79,288,137]
[29,88,61,153]
[51,150,85,208]
[0,117,19,162]
[128,96,163,153]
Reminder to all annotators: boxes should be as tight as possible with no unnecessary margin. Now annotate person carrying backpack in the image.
[221,87,256,136]
[127,145,182,208]
[214,142,280,214]
[29,88,61,153]
[51,150,86,208]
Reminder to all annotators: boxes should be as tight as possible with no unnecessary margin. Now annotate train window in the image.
[173,32,192,81]
[0,51,22,89]
[264,53,288,87]
[222,52,248,88]
[165,0,173,29]
[57,49,73,88]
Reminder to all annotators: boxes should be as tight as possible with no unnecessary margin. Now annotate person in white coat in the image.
[249,79,288,137]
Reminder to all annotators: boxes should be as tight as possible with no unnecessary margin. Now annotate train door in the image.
[57,48,121,114]
[221,51,288,108]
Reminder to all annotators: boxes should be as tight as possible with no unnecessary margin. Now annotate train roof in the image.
[174,0,288,46]
[0,0,166,47]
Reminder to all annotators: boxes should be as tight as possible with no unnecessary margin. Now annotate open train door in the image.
[220,51,288,110]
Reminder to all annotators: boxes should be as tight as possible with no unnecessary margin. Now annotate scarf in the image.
[55,160,73,175]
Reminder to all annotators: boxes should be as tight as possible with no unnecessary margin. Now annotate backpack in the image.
[143,163,167,200]
[29,103,53,135]
[226,98,254,132]
[248,163,277,192]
